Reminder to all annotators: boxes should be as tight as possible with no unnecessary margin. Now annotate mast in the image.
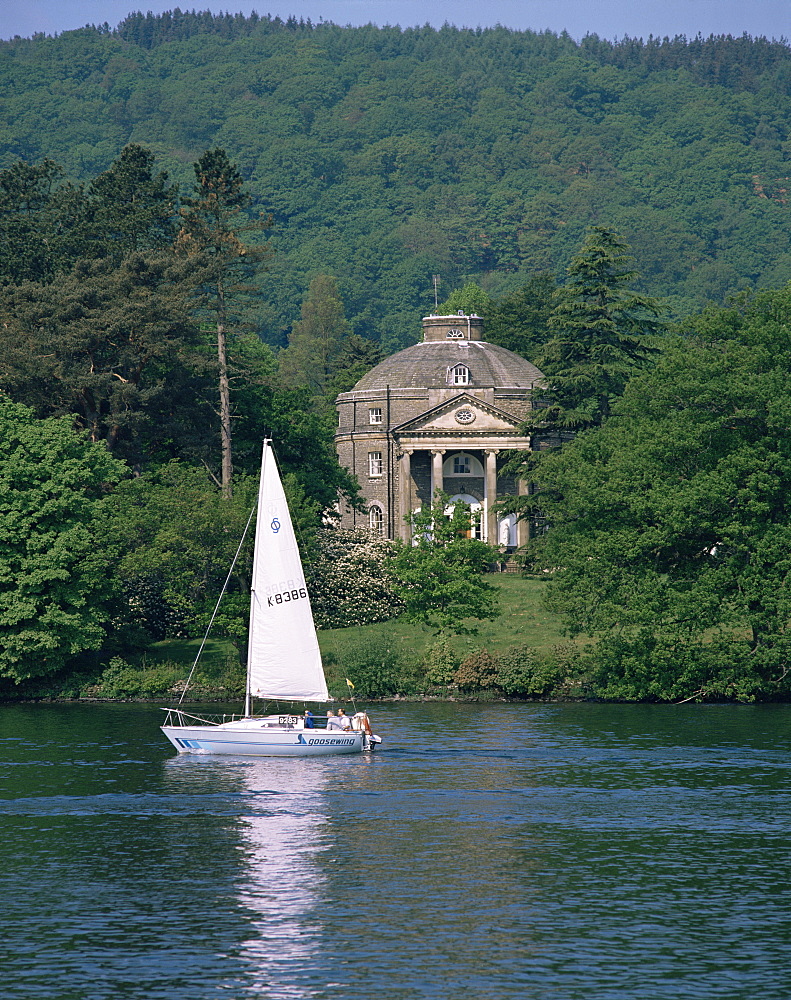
[245,439,269,717]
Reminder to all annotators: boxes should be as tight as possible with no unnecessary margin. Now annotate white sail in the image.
[246,442,329,702]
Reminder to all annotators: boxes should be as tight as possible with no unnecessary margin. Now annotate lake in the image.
[0,701,789,999]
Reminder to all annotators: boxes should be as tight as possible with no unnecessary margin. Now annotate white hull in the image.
[161,719,375,757]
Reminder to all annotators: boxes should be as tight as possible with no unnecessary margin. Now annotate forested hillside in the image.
[2,13,791,348]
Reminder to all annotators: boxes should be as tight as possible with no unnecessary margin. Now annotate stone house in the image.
[334,312,544,546]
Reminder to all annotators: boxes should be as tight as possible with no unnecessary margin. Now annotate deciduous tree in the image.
[0,395,122,683]
[523,288,791,701]
[390,494,500,634]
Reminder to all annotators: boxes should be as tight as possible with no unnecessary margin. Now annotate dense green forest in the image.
[2,13,791,348]
[2,13,791,704]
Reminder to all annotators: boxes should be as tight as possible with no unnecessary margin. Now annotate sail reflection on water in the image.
[234,759,330,996]
[161,755,331,997]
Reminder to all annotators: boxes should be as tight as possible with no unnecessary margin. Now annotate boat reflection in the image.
[164,756,331,997]
[235,758,330,995]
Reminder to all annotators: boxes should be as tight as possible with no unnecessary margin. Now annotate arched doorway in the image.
[445,493,484,540]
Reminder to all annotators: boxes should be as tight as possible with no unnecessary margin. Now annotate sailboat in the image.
[161,440,381,757]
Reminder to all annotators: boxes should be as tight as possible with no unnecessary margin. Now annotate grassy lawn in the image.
[144,575,575,689]
[145,637,241,677]
[318,574,570,666]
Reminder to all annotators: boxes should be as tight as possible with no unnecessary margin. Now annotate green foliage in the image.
[178,147,272,301]
[437,282,492,317]
[496,645,563,697]
[391,494,501,634]
[534,225,663,434]
[324,333,384,399]
[486,274,557,358]
[306,528,403,629]
[329,638,420,699]
[522,286,791,701]
[101,462,259,640]
[0,250,207,464]
[179,146,272,495]
[0,158,80,284]
[0,395,123,682]
[90,655,184,699]
[454,648,499,690]
[85,143,177,259]
[423,638,459,686]
[278,273,350,395]
[254,387,362,513]
[4,22,791,349]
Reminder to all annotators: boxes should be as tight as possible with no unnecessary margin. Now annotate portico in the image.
[335,311,544,549]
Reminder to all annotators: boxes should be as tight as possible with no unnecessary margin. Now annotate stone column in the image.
[517,474,530,547]
[431,449,445,500]
[398,449,413,543]
[485,449,498,544]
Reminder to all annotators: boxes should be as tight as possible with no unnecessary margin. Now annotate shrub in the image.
[307,529,404,629]
[122,577,192,640]
[335,639,420,699]
[454,648,499,690]
[423,639,458,686]
[497,644,562,696]
[90,656,184,699]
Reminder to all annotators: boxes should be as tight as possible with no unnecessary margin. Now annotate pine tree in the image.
[530,226,663,436]
[499,227,663,531]
[178,148,272,497]
[278,274,353,398]
[0,158,86,284]
[86,144,177,259]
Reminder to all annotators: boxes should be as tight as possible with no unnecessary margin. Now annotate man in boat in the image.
[326,710,342,730]
[337,709,352,731]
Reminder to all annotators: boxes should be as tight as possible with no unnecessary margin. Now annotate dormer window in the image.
[451,364,470,385]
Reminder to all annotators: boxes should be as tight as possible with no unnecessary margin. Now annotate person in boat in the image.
[326,710,342,730]
[353,712,373,736]
[304,710,314,729]
[337,709,352,731]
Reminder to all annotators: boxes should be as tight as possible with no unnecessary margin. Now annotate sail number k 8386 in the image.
[267,587,308,607]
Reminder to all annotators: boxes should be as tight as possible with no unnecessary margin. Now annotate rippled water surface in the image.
[1,701,789,999]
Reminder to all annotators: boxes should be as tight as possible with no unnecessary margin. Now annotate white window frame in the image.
[452,364,470,385]
[368,407,382,425]
[368,505,385,535]
[453,455,471,475]
[368,451,383,477]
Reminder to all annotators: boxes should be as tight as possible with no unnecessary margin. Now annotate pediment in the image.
[393,393,520,434]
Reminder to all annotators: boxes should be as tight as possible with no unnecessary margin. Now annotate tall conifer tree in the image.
[179,148,271,497]
[530,226,663,437]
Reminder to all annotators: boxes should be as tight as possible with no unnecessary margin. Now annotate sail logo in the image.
[271,517,281,533]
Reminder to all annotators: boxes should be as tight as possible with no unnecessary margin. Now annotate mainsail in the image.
[246,442,329,702]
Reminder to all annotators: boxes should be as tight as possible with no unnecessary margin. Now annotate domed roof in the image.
[351,340,544,392]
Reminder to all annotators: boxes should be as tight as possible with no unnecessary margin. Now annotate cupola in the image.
[421,312,484,342]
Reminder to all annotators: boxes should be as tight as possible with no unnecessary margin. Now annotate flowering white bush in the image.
[307,528,404,629]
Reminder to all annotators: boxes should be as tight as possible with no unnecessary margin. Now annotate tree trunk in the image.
[217,280,232,499]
